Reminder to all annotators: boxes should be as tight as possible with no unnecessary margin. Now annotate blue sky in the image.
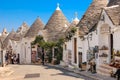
[0,0,92,32]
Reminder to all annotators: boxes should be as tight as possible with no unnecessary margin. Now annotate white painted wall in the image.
[96,9,117,65]
[20,38,32,64]
[113,26,120,50]
[11,38,32,64]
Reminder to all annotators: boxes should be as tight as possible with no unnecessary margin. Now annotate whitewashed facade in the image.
[62,5,120,73]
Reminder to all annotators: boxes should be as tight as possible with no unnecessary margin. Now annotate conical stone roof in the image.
[65,14,79,34]
[2,28,8,36]
[44,4,70,41]
[16,22,29,39]
[77,0,108,35]
[0,28,8,43]
[3,30,16,48]
[105,5,120,25]
[17,22,29,34]
[107,0,120,7]
[25,17,44,38]
[70,15,79,27]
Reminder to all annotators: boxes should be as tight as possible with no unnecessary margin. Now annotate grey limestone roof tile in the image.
[44,9,70,41]
[25,17,44,38]
[77,0,108,35]
[107,0,120,7]
[105,6,120,26]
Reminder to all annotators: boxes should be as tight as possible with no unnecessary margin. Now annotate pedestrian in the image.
[92,61,96,73]
[11,55,14,64]
[90,58,96,73]
[41,48,44,65]
[88,61,92,72]
[115,68,120,80]
[5,53,8,65]
[17,54,20,64]
[13,54,17,64]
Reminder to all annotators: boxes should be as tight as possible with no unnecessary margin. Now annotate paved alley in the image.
[0,64,93,80]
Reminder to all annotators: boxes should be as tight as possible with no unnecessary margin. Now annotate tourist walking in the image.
[5,53,8,65]
[16,54,20,64]
[41,48,44,65]
[115,68,120,80]
[13,54,17,64]
[11,55,14,64]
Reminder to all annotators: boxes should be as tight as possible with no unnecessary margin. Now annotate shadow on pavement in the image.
[43,64,82,78]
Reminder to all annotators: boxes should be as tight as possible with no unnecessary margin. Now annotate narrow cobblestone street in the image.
[0,64,93,80]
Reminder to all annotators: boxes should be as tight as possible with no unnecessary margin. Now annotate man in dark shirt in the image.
[115,68,120,80]
[41,48,44,65]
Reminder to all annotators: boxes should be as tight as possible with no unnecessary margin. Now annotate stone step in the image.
[97,70,110,76]
[100,64,113,70]
[98,67,112,73]
[97,64,113,76]
[97,67,112,74]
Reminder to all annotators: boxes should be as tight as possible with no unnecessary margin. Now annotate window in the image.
[65,44,67,50]
[101,14,105,21]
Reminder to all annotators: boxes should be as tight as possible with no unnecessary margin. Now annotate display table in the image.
[110,56,120,68]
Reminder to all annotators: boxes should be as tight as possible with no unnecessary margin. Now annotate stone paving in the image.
[0,67,14,77]
[0,64,116,80]
[0,64,93,80]
[53,65,116,80]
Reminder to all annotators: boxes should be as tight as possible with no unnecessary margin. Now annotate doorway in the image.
[78,52,82,68]
[74,38,77,63]
[110,34,113,59]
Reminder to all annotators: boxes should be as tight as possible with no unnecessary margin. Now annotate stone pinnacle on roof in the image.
[17,22,29,33]
[44,4,70,41]
[3,28,7,33]
[3,29,16,48]
[56,3,61,10]
[25,17,44,38]
[73,12,79,23]
[22,22,29,28]
[65,12,79,34]
[2,28,8,36]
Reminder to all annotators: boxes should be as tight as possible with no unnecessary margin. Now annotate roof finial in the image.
[11,28,15,32]
[75,12,78,19]
[23,21,26,24]
[37,16,39,18]
[3,28,7,32]
[56,3,60,10]
[73,12,79,22]
[57,3,59,6]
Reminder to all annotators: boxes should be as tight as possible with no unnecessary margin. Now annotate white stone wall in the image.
[62,9,120,70]
[113,26,120,50]
[96,9,117,65]
[62,40,73,65]
[18,38,32,64]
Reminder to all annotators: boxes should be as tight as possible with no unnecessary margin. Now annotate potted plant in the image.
[100,45,108,50]
[114,50,120,57]
[99,53,108,57]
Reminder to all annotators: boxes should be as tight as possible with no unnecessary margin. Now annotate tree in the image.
[32,35,44,45]
[65,27,77,41]
[32,36,65,64]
